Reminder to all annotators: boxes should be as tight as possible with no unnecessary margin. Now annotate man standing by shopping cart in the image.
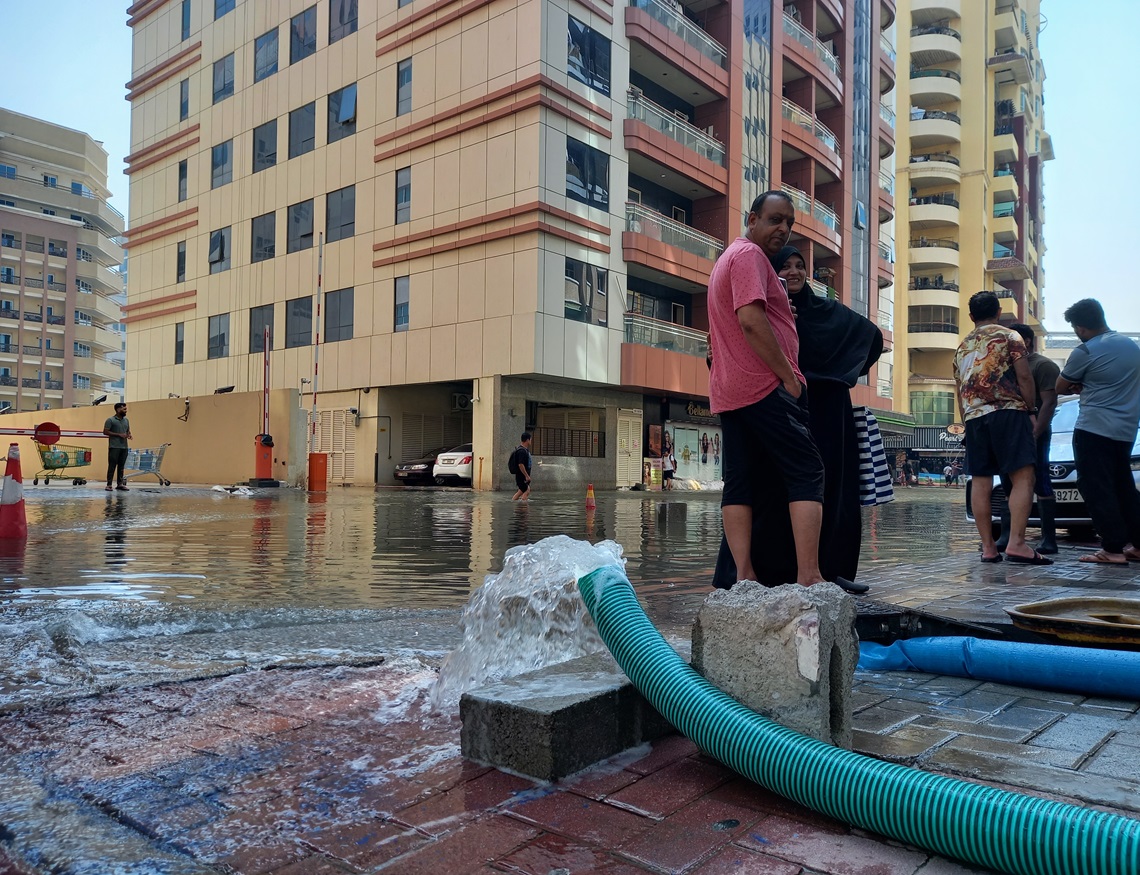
[103,403,133,492]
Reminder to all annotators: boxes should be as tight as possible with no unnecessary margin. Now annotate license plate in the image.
[1054,488,1082,503]
[441,459,455,465]
[395,471,408,477]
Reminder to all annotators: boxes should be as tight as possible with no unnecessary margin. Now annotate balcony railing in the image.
[47,245,68,258]
[911,25,961,40]
[627,89,726,167]
[0,376,15,387]
[993,202,1016,218]
[46,280,66,292]
[813,199,839,231]
[911,69,962,82]
[879,170,895,195]
[624,312,709,357]
[913,193,960,209]
[911,152,960,166]
[994,243,1015,258]
[23,278,43,289]
[880,33,896,63]
[912,109,961,124]
[782,13,841,78]
[21,378,40,389]
[779,183,839,232]
[23,312,42,323]
[0,343,16,354]
[0,172,124,220]
[45,380,63,391]
[625,202,724,262]
[628,0,727,68]
[0,310,16,321]
[47,314,65,326]
[807,279,837,299]
[781,98,839,154]
[76,249,93,263]
[878,237,894,261]
[909,277,960,292]
[879,104,896,128]
[25,242,44,254]
[0,273,16,286]
[910,237,959,250]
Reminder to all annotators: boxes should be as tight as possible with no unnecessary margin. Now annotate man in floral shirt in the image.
[953,291,1051,565]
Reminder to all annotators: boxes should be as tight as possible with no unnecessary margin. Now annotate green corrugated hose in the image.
[578,565,1140,875]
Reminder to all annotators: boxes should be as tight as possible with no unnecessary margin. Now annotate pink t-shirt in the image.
[707,236,803,414]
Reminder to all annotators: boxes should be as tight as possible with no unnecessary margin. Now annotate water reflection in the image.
[104,494,128,569]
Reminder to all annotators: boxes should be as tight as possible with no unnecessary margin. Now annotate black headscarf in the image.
[773,245,884,387]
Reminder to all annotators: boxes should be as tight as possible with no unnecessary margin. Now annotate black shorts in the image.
[964,409,1035,478]
[720,384,824,507]
[663,469,674,480]
[1034,431,1054,498]
[515,471,530,491]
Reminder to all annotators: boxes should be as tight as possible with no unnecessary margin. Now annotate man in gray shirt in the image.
[102,402,133,492]
[1055,299,1140,564]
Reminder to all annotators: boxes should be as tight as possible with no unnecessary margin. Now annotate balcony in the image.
[908,152,961,186]
[988,247,1031,282]
[909,236,959,269]
[782,13,842,93]
[907,330,960,353]
[74,322,122,352]
[624,90,727,197]
[909,193,960,230]
[624,312,708,358]
[880,33,896,65]
[0,173,124,237]
[624,202,723,291]
[878,171,894,222]
[988,49,1032,85]
[881,0,895,31]
[780,183,841,250]
[808,279,837,299]
[911,25,962,66]
[620,313,710,397]
[77,228,125,267]
[74,353,122,383]
[627,90,725,167]
[993,126,1019,164]
[910,108,961,148]
[878,104,895,159]
[780,98,841,176]
[878,170,895,197]
[75,288,123,323]
[910,68,962,105]
[879,42,895,95]
[0,273,16,287]
[912,0,961,21]
[626,0,728,99]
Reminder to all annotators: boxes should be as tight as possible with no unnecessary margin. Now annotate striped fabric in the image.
[854,406,894,506]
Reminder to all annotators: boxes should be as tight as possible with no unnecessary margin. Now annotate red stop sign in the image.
[33,422,61,446]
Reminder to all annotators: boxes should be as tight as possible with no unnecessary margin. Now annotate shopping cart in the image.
[32,442,93,485]
[123,443,173,486]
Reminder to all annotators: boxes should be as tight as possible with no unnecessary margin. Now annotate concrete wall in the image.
[0,388,307,487]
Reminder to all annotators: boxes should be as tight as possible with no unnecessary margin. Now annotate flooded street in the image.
[0,485,978,709]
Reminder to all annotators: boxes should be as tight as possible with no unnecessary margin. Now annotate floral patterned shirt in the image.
[953,323,1029,422]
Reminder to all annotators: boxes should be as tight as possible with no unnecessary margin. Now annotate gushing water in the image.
[430,535,624,709]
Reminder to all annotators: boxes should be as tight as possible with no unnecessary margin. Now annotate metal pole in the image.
[262,325,270,436]
[310,234,323,455]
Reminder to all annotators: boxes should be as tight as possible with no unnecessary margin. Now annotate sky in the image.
[1,0,1137,331]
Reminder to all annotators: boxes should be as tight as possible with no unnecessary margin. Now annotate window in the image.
[253,120,277,172]
[909,391,956,427]
[43,175,57,188]
[328,83,357,143]
[177,159,188,202]
[287,200,314,252]
[174,322,185,364]
[394,276,410,331]
[0,200,14,208]
[330,0,358,43]
[289,102,316,158]
[567,17,611,96]
[254,28,279,82]
[208,313,230,359]
[907,305,958,335]
[74,375,91,390]
[181,0,191,40]
[43,209,55,216]
[326,186,355,243]
[563,257,608,325]
[0,164,15,180]
[214,0,234,19]
[251,212,275,262]
[395,167,411,224]
[208,226,231,273]
[325,288,354,342]
[210,140,232,188]
[396,60,412,115]
[176,241,186,282]
[213,53,234,103]
[565,137,609,210]
[179,78,190,120]
[398,0,413,7]
[74,343,92,358]
[285,296,313,348]
[290,7,317,64]
[249,304,274,353]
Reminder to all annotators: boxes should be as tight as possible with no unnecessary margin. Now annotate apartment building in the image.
[0,109,126,412]
[893,0,1052,428]
[124,0,897,487]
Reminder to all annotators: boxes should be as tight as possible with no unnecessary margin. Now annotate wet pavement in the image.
[1,485,1138,872]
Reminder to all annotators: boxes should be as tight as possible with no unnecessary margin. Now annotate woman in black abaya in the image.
[711,245,884,591]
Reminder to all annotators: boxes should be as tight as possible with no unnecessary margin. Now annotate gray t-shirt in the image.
[1060,332,1140,442]
[104,415,130,449]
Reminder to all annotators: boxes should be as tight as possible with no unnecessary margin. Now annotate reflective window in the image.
[289,102,316,158]
[175,322,184,364]
[207,226,231,274]
[330,0,358,43]
[176,241,186,283]
[287,199,314,252]
[290,6,317,64]
[249,304,274,353]
[325,288,354,342]
[567,17,611,96]
[397,60,412,115]
[214,0,234,20]
[251,212,275,262]
[395,167,411,224]
[254,29,279,82]
[326,186,355,243]
[253,120,277,172]
[212,53,234,103]
[179,78,189,120]
[177,159,188,202]
[210,140,232,188]
[285,296,313,348]
[564,257,608,325]
[394,276,409,331]
[565,137,609,210]
[208,313,230,360]
[328,83,357,143]
[181,0,191,40]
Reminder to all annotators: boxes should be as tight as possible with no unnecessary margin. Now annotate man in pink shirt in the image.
[707,191,826,586]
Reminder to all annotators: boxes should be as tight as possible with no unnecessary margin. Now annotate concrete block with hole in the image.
[691,581,858,748]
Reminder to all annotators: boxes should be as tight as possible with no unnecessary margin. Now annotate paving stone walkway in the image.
[2,542,1139,873]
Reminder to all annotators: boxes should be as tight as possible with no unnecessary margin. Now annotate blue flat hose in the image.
[578,565,1140,875]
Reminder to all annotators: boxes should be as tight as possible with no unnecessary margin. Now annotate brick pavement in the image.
[2,545,1139,873]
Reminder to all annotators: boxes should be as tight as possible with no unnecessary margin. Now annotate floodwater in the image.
[0,484,978,710]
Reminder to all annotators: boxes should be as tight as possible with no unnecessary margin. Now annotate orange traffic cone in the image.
[0,443,27,540]
[585,483,596,510]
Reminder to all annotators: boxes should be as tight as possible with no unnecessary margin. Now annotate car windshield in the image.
[1052,399,1079,432]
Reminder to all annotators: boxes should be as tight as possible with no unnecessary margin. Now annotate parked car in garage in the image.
[433,443,473,486]
[393,447,448,485]
[965,397,1140,532]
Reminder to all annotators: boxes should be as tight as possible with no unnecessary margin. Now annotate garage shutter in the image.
[401,413,471,458]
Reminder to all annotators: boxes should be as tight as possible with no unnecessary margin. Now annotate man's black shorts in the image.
[964,409,1035,477]
[515,471,529,491]
[720,384,824,507]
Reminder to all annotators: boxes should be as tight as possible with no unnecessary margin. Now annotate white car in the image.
[432,443,473,486]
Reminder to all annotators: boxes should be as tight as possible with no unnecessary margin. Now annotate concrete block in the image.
[691,582,858,748]
[460,650,674,781]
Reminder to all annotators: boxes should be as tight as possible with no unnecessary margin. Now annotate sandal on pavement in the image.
[980,554,1003,564]
[834,577,869,595]
[1005,550,1054,566]
[1078,550,1128,565]
[1123,546,1140,562]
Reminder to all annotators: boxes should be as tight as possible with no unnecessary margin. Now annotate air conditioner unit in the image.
[452,393,473,412]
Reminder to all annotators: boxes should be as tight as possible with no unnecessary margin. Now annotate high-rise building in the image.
[124,0,897,485]
[0,109,126,412]
[893,0,1052,428]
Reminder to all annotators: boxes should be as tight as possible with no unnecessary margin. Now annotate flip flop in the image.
[980,554,1003,564]
[834,577,869,594]
[1005,550,1054,566]
[1078,551,1128,565]
[1123,548,1140,562]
